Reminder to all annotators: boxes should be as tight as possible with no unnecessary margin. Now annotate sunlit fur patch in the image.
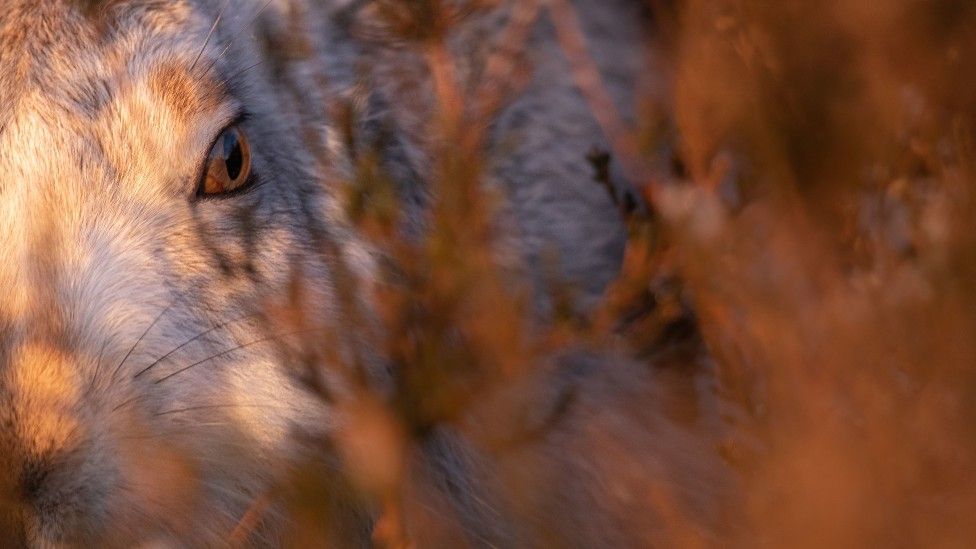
[6,343,83,463]
[148,62,228,125]
[86,64,237,196]
[0,0,342,544]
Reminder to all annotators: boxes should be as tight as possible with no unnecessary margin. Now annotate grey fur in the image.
[0,1,735,546]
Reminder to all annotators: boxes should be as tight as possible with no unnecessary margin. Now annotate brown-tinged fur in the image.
[0,1,736,546]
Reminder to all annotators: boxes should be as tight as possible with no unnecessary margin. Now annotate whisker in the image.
[111,299,178,382]
[134,311,262,379]
[190,0,232,72]
[154,328,316,385]
[228,59,265,81]
[86,337,112,396]
[204,0,274,75]
[111,394,141,413]
[154,403,292,417]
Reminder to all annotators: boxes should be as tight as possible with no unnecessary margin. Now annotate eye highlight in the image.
[197,125,252,197]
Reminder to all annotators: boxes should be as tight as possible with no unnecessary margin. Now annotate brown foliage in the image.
[247,1,976,546]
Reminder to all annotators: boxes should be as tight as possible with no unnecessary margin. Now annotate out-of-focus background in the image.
[242,1,976,546]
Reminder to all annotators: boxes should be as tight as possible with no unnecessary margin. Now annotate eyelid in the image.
[191,110,249,200]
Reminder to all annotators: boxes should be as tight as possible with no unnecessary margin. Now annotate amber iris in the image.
[199,125,251,196]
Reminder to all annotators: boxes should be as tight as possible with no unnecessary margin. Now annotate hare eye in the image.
[198,125,252,197]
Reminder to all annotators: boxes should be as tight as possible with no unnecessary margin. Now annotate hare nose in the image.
[19,461,53,504]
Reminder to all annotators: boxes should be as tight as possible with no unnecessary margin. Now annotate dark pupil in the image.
[223,132,243,181]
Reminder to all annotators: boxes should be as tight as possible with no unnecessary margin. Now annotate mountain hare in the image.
[0,0,736,546]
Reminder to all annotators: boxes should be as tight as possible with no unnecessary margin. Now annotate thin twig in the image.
[545,0,661,203]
